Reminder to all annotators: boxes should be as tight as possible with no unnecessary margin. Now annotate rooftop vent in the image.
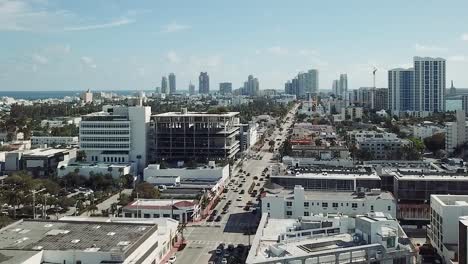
[117,241,130,246]
[93,225,101,229]
[71,239,80,244]
[32,246,43,250]
[107,232,116,236]
[44,224,53,228]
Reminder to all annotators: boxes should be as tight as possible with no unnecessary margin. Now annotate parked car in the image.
[168,256,176,263]
[215,215,222,222]
[236,196,242,201]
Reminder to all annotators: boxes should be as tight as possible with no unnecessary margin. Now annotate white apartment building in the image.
[246,212,416,264]
[79,104,151,174]
[348,131,411,160]
[429,195,468,263]
[262,185,396,219]
[80,89,93,104]
[412,121,445,140]
[445,110,468,153]
[0,217,179,264]
[31,136,78,147]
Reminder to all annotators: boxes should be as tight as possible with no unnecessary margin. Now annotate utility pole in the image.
[32,188,46,219]
[136,192,139,218]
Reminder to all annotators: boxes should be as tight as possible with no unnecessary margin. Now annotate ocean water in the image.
[0,90,155,100]
[446,99,462,111]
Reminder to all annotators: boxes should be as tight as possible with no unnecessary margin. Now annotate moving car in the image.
[236,196,242,201]
[169,256,176,263]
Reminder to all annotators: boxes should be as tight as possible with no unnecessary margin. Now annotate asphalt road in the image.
[173,104,298,264]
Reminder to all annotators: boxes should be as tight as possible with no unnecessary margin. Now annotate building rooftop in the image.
[153,111,239,117]
[431,195,468,206]
[124,199,196,210]
[0,250,39,264]
[265,188,394,202]
[23,148,71,157]
[273,171,380,181]
[0,219,157,253]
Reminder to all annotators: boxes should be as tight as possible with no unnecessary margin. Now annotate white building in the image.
[246,212,416,264]
[341,106,363,120]
[262,185,396,219]
[122,199,199,223]
[412,121,445,140]
[0,217,178,264]
[80,89,93,104]
[57,163,132,179]
[429,195,468,263]
[144,163,229,185]
[445,110,468,153]
[31,136,78,147]
[79,104,151,174]
[240,122,258,151]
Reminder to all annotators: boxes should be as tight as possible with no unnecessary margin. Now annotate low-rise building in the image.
[122,199,199,223]
[144,163,229,185]
[262,185,396,219]
[446,110,468,153]
[0,217,178,264]
[352,131,411,160]
[31,136,78,147]
[412,122,445,140]
[246,212,416,264]
[428,195,468,263]
[341,106,363,120]
[57,162,132,179]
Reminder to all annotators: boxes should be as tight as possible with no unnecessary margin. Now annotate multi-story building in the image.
[79,104,151,174]
[188,82,195,95]
[341,106,363,120]
[459,216,468,264]
[339,74,348,105]
[463,95,468,116]
[31,136,78,147]
[247,213,416,264]
[356,134,411,160]
[0,217,178,264]
[198,72,210,94]
[445,110,468,152]
[429,195,468,263]
[262,185,396,219]
[151,109,240,163]
[412,121,445,140]
[354,87,389,110]
[161,76,168,94]
[332,79,339,96]
[285,69,318,98]
[168,73,176,94]
[238,122,258,151]
[389,57,446,117]
[219,82,232,95]
[243,75,259,96]
[10,148,76,177]
[80,89,93,104]
[374,88,389,110]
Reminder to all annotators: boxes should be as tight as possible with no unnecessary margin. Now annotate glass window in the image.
[352,203,358,208]
[286,211,292,216]
[322,202,328,208]
[304,202,309,207]
[286,201,292,206]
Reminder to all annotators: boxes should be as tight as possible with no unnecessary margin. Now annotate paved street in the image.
[80,189,132,216]
[173,104,298,264]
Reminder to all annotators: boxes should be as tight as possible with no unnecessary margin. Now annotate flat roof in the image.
[0,250,39,264]
[0,219,156,253]
[265,189,394,201]
[272,172,381,180]
[124,199,196,210]
[23,148,70,157]
[153,111,239,117]
[432,195,468,206]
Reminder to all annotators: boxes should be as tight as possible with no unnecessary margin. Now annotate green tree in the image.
[133,182,160,199]
[424,133,445,153]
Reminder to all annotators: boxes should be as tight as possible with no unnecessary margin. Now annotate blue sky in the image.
[1,0,468,91]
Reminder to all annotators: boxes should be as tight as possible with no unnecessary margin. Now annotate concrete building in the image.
[374,88,389,111]
[122,199,199,223]
[332,79,339,96]
[80,89,93,104]
[144,163,229,185]
[219,82,232,95]
[57,163,132,179]
[188,82,195,95]
[339,74,348,105]
[161,76,168,94]
[459,216,468,264]
[0,217,178,264]
[356,135,411,160]
[239,122,258,152]
[246,213,416,264]
[463,95,468,116]
[79,104,151,174]
[199,72,210,94]
[243,75,259,96]
[445,110,468,153]
[389,57,446,117]
[168,73,176,94]
[151,109,240,162]
[429,195,468,263]
[31,136,78,147]
[341,106,363,120]
[4,148,76,177]
[411,122,445,140]
[262,185,396,219]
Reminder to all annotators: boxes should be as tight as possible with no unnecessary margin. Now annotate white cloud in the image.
[32,54,48,65]
[266,46,288,55]
[64,18,134,31]
[81,56,96,68]
[462,33,468,41]
[166,51,180,64]
[414,43,447,52]
[161,22,191,33]
[448,55,466,62]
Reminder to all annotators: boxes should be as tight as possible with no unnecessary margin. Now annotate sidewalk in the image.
[159,235,184,263]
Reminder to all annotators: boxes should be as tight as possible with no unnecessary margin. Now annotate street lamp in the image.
[31,188,46,219]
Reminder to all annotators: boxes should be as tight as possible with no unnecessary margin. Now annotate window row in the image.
[80,137,130,142]
[80,143,130,149]
[81,130,130,135]
[81,123,129,128]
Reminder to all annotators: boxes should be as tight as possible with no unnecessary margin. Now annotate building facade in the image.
[79,104,151,174]
[262,185,396,219]
[168,73,176,94]
[199,72,210,94]
[219,82,232,95]
[188,82,195,95]
[31,136,78,147]
[445,110,468,152]
[151,109,240,162]
[161,76,168,94]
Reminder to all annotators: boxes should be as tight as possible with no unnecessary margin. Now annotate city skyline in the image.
[1,0,468,91]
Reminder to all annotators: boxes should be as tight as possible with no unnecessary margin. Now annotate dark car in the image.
[243,205,250,211]
[207,216,214,222]
[239,190,245,194]
[259,177,264,181]
[256,182,260,186]
[215,215,222,222]
[253,176,258,180]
